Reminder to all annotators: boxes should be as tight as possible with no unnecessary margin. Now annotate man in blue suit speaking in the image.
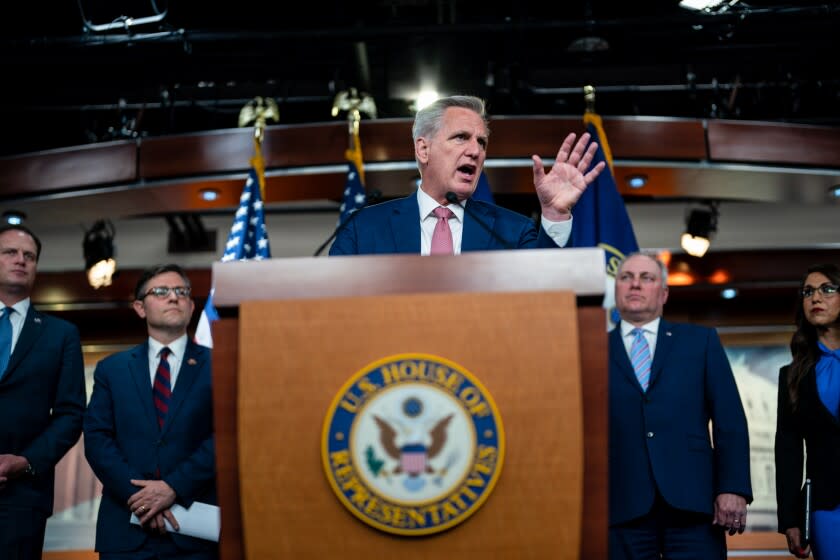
[608,252,752,559]
[329,95,606,255]
[0,224,86,559]
[85,264,216,559]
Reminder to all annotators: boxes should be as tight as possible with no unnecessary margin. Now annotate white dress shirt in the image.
[620,317,661,361]
[2,298,30,353]
[147,334,188,390]
[416,187,574,255]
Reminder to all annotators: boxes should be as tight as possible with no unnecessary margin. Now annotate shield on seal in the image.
[400,444,427,476]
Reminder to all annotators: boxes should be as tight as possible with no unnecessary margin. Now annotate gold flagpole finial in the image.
[332,87,378,141]
[238,96,280,145]
[583,85,596,114]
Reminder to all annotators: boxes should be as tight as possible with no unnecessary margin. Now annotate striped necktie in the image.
[153,347,172,429]
[630,328,652,391]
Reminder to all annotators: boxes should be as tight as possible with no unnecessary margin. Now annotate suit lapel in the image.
[806,369,840,430]
[648,319,674,390]
[129,343,159,430]
[389,195,421,253]
[610,326,644,392]
[461,200,497,251]
[161,342,205,434]
[3,307,44,380]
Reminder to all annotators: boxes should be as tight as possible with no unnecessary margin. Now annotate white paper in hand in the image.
[129,501,220,542]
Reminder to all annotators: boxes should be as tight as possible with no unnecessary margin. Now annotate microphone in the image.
[313,189,382,256]
[445,191,513,250]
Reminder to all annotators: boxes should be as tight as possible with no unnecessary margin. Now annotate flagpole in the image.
[330,88,377,229]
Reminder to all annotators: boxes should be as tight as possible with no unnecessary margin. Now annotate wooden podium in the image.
[211,248,608,559]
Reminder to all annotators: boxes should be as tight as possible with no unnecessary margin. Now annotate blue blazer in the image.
[329,195,560,255]
[84,340,216,554]
[608,320,753,525]
[0,308,85,515]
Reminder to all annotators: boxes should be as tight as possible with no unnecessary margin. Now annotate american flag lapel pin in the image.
[665,331,672,336]
[34,317,42,324]
[188,358,197,366]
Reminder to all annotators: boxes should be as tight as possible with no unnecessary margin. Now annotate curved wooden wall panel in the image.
[0,140,136,195]
[708,120,840,167]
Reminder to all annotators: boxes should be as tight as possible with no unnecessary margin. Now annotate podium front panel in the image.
[237,291,584,558]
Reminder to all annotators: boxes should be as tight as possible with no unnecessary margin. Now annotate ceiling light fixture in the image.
[414,90,441,112]
[679,0,739,12]
[721,288,738,300]
[83,220,117,289]
[680,202,719,258]
[199,188,221,201]
[2,210,26,225]
[626,174,648,189]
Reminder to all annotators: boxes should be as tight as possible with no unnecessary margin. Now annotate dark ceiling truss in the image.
[1,1,839,156]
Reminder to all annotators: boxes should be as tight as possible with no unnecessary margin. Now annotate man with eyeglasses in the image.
[608,252,752,560]
[0,224,86,559]
[84,264,217,559]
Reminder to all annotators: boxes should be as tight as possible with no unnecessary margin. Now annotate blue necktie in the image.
[0,307,14,380]
[630,328,652,391]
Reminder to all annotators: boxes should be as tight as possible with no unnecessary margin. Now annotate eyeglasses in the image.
[799,283,839,298]
[142,286,191,299]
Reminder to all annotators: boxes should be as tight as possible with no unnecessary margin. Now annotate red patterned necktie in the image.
[430,206,455,255]
[153,347,172,429]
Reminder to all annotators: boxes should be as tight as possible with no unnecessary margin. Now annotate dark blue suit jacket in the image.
[608,320,752,525]
[0,307,85,514]
[329,194,560,255]
[84,340,216,553]
[775,365,840,532]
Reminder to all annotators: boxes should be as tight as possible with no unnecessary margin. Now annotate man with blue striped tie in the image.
[608,252,752,560]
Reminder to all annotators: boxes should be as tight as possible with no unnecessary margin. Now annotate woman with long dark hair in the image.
[776,263,840,559]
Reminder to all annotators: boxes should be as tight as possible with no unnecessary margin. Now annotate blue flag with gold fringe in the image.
[571,112,639,328]
[471,171,495,204]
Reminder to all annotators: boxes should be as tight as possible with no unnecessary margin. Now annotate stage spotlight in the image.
[680,203,718,258]
[83,220,117,289]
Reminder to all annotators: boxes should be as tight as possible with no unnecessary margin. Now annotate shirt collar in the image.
[416,187,464,223]
[149,334,188,360]
[818,341,840,359]
[3,298,30,318]
[620,317,661,338]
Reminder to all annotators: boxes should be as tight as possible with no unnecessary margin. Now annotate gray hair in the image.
[617,251,669,285]
[411,95,489,143]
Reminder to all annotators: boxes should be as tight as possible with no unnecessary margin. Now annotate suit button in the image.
[647,432,654,438]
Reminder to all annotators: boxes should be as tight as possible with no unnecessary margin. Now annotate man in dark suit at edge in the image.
[608,251,753,559]
[329,95,606,255]
[0,224,86,559]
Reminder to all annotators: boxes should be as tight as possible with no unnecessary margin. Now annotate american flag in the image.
[194,167,271,347]
[337,126,367,225]
[339,160,366,224]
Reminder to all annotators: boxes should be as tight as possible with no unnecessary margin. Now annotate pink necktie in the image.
[430,206,455,255]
